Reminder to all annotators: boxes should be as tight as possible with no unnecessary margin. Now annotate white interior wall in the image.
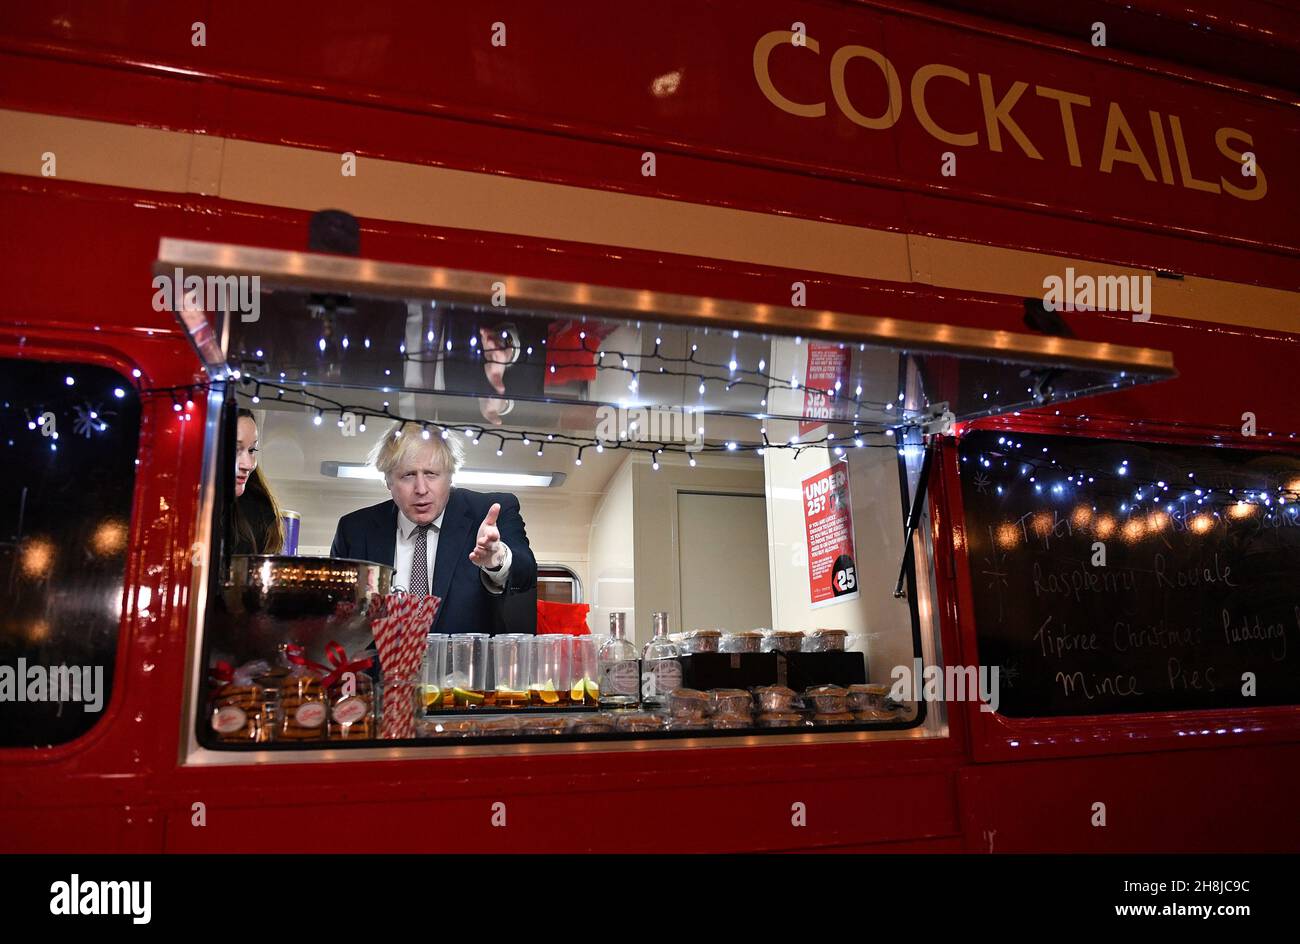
[586,454,636,638]
[762,337,917,686]
[629,451,766,648]
[677,491,771,633]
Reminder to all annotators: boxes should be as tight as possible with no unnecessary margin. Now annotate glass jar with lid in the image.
[720,631,763,653]
[762,630,804,653]
[681,629,722,654]
[804,629,849,652]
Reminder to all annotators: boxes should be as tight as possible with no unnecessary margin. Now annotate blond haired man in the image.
[330,422,537,633]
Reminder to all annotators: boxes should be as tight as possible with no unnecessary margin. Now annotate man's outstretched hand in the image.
[469,502,506,569]
[479,327,515,394]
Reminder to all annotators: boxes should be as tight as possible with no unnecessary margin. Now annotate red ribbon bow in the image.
[284,644,329,677]
[286,642,373,688]
[208,661,233,691]
[319,641,374,689]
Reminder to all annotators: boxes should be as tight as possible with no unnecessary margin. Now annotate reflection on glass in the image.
[20,538,56,579]
[91,519,129,557]
[230,287,1160,449]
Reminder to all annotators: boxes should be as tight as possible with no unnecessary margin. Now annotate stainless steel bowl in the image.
[212,555,394,664]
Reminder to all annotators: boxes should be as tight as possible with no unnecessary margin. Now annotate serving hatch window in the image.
[164,239,1171,753]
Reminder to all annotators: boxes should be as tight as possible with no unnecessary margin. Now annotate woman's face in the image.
[235,416,259,497]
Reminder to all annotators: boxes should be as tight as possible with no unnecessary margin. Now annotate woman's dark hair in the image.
[233,408,286,554]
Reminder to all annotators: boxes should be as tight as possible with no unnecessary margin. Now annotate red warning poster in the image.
[802,460,859,607]
[800,342,851,436]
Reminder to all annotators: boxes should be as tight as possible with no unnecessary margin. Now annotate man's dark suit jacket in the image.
[329,488,537,635]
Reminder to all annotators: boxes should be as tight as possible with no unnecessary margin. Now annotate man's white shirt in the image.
[393,507,512,596]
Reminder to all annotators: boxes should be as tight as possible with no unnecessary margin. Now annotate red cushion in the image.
[536,599,591,635]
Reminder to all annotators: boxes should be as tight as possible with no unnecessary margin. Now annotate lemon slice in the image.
[570,680,586,702]
[453,687,485,706]
[584,677,601,699]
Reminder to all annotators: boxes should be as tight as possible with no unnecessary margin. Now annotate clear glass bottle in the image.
[598,612,640,708]
[641,611,682,707]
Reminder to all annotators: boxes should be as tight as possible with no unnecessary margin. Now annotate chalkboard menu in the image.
[958,430,1300,717]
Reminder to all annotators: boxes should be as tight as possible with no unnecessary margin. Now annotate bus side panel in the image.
[959,743,1300,853]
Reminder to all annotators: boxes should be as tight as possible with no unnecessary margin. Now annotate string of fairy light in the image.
[15,364,1299,516]
[234,375,908,467]
[5,368,205,452]
[460,329,899,412]
[253,326,918,420]
[6,367,915,467]
[963,434,1300,524]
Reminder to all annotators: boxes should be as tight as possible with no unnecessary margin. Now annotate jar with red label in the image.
[328,674,376,741]
[279,675,328,741]
[211,685,280,743]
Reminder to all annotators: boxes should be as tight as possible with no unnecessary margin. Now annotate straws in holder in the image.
[371,594,441,739]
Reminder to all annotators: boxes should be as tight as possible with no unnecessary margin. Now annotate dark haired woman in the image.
[232,408,285,555]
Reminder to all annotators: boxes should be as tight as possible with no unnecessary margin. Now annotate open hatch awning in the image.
[157,238,1175,436]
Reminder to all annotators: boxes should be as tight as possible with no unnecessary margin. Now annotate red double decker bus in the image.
[1,1,1297,854]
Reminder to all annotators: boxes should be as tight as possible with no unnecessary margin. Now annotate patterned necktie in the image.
[409,523,432,596]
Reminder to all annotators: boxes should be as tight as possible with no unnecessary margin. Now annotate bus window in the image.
[0,359,140,746]
[958,429,1300,717]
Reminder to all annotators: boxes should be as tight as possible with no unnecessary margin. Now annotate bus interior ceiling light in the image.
[321,461,559,489]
